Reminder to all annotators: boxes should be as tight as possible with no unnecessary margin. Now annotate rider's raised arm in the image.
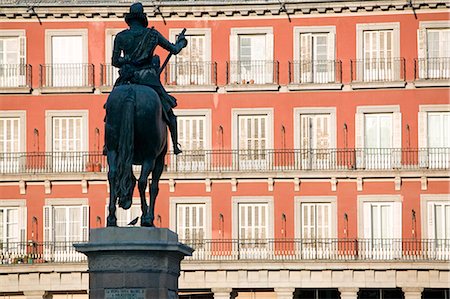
[156,30,186,55]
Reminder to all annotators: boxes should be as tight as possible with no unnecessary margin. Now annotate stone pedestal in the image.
[74,227,193,299]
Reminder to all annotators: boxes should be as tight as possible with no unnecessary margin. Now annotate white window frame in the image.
[0,110,26,174]
[232,108,274,170]
[418,104,450,168]
[355,23,401,83]
[357,195,402,259]
[0,199,27,245]
[0,30,27,89]
[169,197,212,244]
[417,21,450,82]
[103,28,124,88]
[294,107,337,170]
[355,105,401,169]
[293,26,336,84]
[170,28,211,63]
[43,198,89,262]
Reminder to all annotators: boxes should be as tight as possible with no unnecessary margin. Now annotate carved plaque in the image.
[105,288,145,299]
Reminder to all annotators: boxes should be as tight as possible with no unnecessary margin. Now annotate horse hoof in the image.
[107,216,117,227]
[141,217,154,227]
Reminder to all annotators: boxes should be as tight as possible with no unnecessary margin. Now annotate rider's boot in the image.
[168,111,182,155]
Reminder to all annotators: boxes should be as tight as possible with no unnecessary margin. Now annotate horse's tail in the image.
[116,87,136,210]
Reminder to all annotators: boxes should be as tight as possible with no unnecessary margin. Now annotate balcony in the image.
[414,57,450,87]
[288,60,342,90]
[351,57,406,89]
[39,63,94,93]
[0,148,448,177]
[0,64,32,93]
[1,238,448,265]
[99,63,119,92]
[225,60,279,91]
[163,61,217,92]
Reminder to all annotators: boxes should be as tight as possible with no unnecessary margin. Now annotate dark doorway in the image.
[422,289,450,299]
[358,289,404,299]
[294,289,340,299]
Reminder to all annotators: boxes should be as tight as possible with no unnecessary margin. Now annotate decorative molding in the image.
[268,177,274,191]
[294,178,300,191]
[394,176,401,191]
[205,178,211,192]
[169,179,175,193]
[231,178,237,192]
[331,177,337,191]
[81,179,88,194]
[44,180,51,194]
[421,176,427,190]
[357,177,363,191]
[19,180,26,195]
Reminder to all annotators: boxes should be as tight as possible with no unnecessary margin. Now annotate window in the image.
[232,197,274,258]
[0,30,26,88]
[418,22,450,80]
[104,29,123,87]
[293,26,336,84]
[115,205,141,227]
[355,106,401,169]
[170,197,211,256]
[45,30,88,88]
[0,200,26,256]
[421,195,450,258]
[233,109,273,170]
[230,28,274,85]
[356,23,400,82]
[46,110,88,172]
[358,195,402,259]
[418,105,450,169]
[171,110,211,171]
[0,111,26,173]
[169,29,211,86]
[44,199,88,262]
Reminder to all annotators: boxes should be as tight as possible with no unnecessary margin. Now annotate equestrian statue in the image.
[104,2,187,227]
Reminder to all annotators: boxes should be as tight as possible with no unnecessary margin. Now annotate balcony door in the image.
[173,34,207,85]
[428,201,450,259]
[177,203,205,247]
[363,30,394,81]
[51,35,83,87]
[174,115,207,171]
[52,116,84,172]
[300,114,331,169]
[238,203,269,258]
[426,29,450,79]
[0,206,26,256]
[299,33,334,83]
[428,112,449,169]
[0,117,21,173]
[301,203,332,259]
[238,114,268,170]
[364,113,393,169]
[0,35,26,87]
[237,34,271,84]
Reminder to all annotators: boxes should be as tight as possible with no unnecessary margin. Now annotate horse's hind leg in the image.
[107,150,118,227]
[147,151,166,227]
[138,160,154,227]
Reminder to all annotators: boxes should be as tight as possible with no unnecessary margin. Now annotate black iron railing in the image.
[351,57,405,82]
[288,60,342,84]
[0,64,31,89]
[415,57,450,80]
[100,63,119,87]
[0,148,448,174]
[226,60,279,85]
[1,238,449,264]
[163,61,217,86]
[39,63,94,88]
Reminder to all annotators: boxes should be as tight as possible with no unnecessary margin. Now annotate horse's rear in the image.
[105,84,167,227]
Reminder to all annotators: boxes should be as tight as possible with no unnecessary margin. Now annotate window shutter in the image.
[417,29,427,79]
[19,35,26,66]
[418,111,428,167]
[81,205,89,241]
[43,206,53,242]
[19,206,26,242]
[327,32,335,82]
[229,33,238,83]
[427,202,435,239]
[393,201,402,239]
[265,32,274,83]
[300,33,312,83]
[392,112,402,168]
[363,203,372,239]
[355,113,365,169]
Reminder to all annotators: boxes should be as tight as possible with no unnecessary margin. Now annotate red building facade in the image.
[0,0,449,298]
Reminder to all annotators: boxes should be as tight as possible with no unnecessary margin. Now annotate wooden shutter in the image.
[417,28,427,79]
[392,112,402,167]
[43,205,53,242]
[302,203,315,239]
[363,202,372,239]
[81,205,89,241]
[18,206,26,243]
[327,32,335,81]
[418,111,428,167]
[300,115,311,150]
[300,33,312,83]
[393,201,402,239]
[355,113,365,168]
[427,202,436,239]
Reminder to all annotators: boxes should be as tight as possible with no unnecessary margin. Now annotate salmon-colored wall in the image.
[0,11,449,242]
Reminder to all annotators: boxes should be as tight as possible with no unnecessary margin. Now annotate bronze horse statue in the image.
[105,84,167,227]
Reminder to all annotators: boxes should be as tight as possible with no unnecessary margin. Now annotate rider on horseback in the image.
[111,2,187,155]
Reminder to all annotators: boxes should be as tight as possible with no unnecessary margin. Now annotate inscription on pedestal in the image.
[105,289,145,299]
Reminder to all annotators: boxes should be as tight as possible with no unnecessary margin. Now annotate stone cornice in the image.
[0,0,448,20]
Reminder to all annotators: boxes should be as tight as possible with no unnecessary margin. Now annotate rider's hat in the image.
[125,2,148,28]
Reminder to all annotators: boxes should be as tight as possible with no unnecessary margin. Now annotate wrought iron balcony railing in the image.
[0,64,31,89]
[226,60,279,85]
[351,57,405,82]
[288,60,342,84]
[100,63,119,88]
[1,238,449,265]
[0,148,448,175]
[163,61,217,86]
[39,63,94,89]
[415,57,450,80]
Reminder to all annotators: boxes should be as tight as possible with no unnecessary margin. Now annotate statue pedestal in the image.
[74,227,193,299]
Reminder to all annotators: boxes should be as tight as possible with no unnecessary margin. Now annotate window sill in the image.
[0,87,32,94]
[165,85,218,93]
[414,79,450,88]
[39,86,95,94]
[350,81,406,89]
[98,86,113,93]
[287,83,343,91]
[224,84,280,92]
